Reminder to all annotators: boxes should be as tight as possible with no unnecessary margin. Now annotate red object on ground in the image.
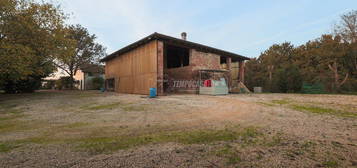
[204,80,212,87]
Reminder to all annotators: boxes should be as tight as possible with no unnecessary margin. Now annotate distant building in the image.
[74,64,105,90]
[42,64,104,90]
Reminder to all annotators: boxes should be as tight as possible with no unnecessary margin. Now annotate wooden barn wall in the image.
[105,40,158,94]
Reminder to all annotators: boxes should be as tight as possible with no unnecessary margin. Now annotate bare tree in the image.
[334,10,357,43]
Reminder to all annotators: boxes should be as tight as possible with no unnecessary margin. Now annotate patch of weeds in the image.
[0,119,46,133]
[264,133,284,147]
[176,129,237,144]
[0,142,20,153]
[84,102,122,110]
[301,141,316,149]
[257,102,275,107]
[121,104,148,112]
[0,103,18,110]
[75,126,262,154]
[271,99,291,105]
[322,160,338,168]
[0,114,25,121]
[285,149,304,159]
[331,141,343,148]
[215,144,241,165]
[61,122,90,129]
[290,105,357,118]
[74,92,101,98]
[239,127,262,145]
[75,134,166,154]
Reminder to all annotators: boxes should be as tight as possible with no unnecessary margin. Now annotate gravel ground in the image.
[0,91,356,168]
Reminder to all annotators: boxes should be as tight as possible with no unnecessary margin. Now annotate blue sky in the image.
[59,0,357,58]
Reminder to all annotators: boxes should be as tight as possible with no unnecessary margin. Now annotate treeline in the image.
[245,10,357,93]
[0,0,106,93]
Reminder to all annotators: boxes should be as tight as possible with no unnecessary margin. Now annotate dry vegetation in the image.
[0,91,356,167]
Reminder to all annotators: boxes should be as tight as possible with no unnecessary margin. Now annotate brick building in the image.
[101,32,250,95]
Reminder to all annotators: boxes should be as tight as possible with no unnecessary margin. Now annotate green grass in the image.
[322,160,338,168]
[77,127,260,154]
[60,122,90,129]
[271,99,291,105]
[0,142,19,153]
[121,105,148,112]
[215,144,241,165]
[82,102,149,112]
[264,133,284,147]
[257,102,275,107]
[291,105,357,118]
[0,126,262,154]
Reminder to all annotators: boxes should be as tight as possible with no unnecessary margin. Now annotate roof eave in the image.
[100,32,250,62]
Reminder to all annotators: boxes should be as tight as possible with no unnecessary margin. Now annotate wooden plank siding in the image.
[105,40,158,94]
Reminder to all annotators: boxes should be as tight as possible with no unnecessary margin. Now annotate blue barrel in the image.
[149,88,157,98]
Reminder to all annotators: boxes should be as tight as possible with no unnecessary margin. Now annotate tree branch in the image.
[53,62,71,76]
[339,73,349,86]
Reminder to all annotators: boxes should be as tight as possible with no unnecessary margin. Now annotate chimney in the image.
[181,32,187,40]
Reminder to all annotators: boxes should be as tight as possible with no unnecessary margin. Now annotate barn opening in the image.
[166,44,190,68]
[220,56,227,64]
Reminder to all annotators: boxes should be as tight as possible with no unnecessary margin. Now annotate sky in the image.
[57,0,357,58]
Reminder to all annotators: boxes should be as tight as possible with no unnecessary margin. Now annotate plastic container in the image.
[149,88,157,98]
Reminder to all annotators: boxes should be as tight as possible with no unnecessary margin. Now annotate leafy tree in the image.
[313,35,349,92]
[334,10,357,81]
[258,42,296,92]
[244,58,264,91]
[54,24,106,89]
[244,10,357,93]
[0,0,67,93]
[275,65,302,93]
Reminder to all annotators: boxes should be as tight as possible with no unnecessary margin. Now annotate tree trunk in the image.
[69,70,74,89]
[328,60,349,92]
[267,65,274,91]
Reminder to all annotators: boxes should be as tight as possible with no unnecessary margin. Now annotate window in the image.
[166,45,189,68]
[106,78,115,91]
[220,56,227,64]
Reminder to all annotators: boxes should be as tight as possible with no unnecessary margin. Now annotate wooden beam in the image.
[238,61,245,83]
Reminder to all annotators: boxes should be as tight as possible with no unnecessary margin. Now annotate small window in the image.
[166,45,189,69]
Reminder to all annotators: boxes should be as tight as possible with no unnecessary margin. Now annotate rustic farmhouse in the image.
[101,32,250,95]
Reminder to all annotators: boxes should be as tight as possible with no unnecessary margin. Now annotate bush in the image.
[92,77,104,90]
[55,77,76,90]
[2,77,42,93]
[274,66,303,93]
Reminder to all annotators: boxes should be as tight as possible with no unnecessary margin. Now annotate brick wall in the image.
[164,49,222,93]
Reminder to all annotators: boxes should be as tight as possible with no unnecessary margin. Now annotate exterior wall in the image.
[74,69,84,90]
[105,40,158,94]
[165,49,221,93]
